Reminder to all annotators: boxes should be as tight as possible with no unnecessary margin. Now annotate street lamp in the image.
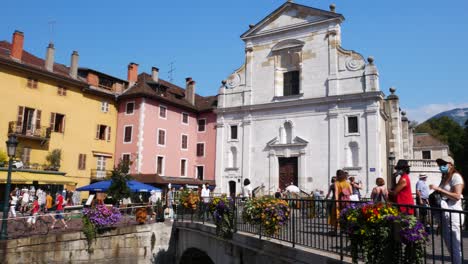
[1,135,18,240]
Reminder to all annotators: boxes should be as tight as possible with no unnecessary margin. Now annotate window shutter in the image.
[61,115,66,133]
[107,126,111,141]
[96,125,100,139]
[33,79,38,89]
[83,154,87,170]
[78,154,82,170]
[50,112,56,131]
[17,106,24,131]
[35,110,41,129]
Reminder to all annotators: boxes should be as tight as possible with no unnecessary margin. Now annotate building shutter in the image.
[61,115,66,133]
[78,154,82,170]
[50,112,56,131]
[17,106,24,131]
[35,110,41,129]
[107,126,111,141]
[96,125,100,139]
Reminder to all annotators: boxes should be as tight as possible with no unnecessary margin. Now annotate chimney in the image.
[45,43,55,72]
[127,63,138,86]
[151,67,159,82]
[185,77,195,105]
[11,30,24,61]
[70,51,79,79]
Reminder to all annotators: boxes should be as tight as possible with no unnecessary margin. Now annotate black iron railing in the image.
[174,197,468,264]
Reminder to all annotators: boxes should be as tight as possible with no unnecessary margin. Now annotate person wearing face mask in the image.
[389,159,414,215]
[430,158,464,264]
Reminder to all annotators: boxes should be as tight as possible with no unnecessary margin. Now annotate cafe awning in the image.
[132,174,215,187]
[0,169,75,185]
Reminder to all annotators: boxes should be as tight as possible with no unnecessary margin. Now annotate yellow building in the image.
[0,30,123,197]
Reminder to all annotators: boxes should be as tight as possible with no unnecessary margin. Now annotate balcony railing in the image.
[90,169,112,180]
[8,121,51,140]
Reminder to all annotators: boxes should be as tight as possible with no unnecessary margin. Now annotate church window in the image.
[347,116,359,134]
[230,125,238,140]
[283,71,300,96]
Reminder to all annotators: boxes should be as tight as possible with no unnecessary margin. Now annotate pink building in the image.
[115,64,217,188]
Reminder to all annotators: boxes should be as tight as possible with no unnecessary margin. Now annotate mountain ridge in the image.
[428,107,468,127]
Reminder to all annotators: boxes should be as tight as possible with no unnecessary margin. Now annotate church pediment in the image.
[267,136,308,148]
[241,2,343,39]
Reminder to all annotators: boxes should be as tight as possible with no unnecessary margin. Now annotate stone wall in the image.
[0,222,174,264]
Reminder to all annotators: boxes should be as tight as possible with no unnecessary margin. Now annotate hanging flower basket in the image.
[242,196,290,236]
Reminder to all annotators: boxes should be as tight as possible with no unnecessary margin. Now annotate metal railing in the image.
[174,197,468,264]
[90,169,112,180]
[8,121,51,139]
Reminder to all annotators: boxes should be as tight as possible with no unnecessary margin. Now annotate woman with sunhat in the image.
[430,158,464,264]
[389,159,414,214]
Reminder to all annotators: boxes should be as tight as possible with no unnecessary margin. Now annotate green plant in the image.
[107,161,132,204]
[82,216,96,253]
[340,203,428,264]
[242,196,290,236]
[45,149,62,170]
[209,195,235,239]
[0,150,7,166]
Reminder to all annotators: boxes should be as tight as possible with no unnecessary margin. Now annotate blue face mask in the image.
[440,165,449,174]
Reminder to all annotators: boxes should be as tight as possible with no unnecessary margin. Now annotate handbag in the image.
[429,191,442,208]
[349,194,359,201]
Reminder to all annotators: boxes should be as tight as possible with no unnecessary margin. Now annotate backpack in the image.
[340,187,351,201]
[373,189,387,203]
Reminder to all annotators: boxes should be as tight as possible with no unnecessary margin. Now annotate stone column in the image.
[328,108,340,179]
[364,57,380,92]
[215,116,226,193]
[241,115,252,186]
[327,30,339,96]
[365,106,380,196]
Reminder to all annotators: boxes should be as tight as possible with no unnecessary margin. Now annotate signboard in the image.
[85,194,95,206]
[370,168,376,172]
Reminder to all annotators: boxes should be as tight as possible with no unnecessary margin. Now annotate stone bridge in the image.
[0,221,348,263]
[171,222,347,264]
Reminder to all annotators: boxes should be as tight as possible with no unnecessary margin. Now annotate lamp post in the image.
[388,151,396,188]
[1,135,18,240]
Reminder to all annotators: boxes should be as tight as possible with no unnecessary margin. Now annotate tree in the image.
[107,161,132,205]
[461,120,468,179]
[415,116,466,176]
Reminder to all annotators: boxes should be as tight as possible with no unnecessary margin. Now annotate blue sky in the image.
[1,0,467,122]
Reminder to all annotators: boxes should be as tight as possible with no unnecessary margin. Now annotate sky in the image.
[1,0,467,122]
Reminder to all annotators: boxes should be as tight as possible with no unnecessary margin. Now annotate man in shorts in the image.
[51,193,67,229]
[27,196,40,228]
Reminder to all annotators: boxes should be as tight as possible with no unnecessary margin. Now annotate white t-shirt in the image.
[10,196,18,206]
[201,188,210,203]
[440,173,464,207]
[243,185,253,198]
[22,192,29,204]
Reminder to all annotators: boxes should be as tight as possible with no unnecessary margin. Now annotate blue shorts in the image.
[55,210,64,219]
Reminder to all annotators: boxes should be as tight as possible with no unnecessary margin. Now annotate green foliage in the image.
[107,161,132,204]
[415,116,465,174]
[0,150,7,165]
[82,216,96,253]
[45,149,62,170]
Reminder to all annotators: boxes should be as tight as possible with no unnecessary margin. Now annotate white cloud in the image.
[405,103,468,123]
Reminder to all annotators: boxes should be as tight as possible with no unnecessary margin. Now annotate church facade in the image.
[215,2,411,196]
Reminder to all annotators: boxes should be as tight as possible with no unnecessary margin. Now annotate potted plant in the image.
[45,149,61,171]
[209,195,235,239]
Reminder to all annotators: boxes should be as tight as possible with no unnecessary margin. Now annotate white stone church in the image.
[215,1,412,196]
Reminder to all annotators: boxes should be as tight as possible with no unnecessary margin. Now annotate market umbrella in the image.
[76,180,161,193]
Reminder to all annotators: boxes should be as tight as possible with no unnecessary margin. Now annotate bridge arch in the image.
[179,247,214,264]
